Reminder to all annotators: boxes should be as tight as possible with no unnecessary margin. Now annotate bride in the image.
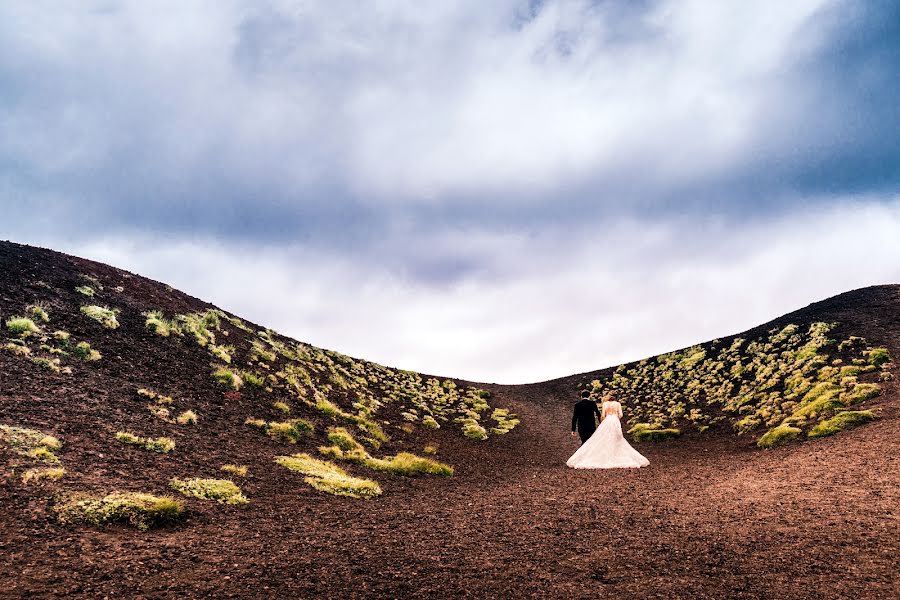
[567,392,650,469]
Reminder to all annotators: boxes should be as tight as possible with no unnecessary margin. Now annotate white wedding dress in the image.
[567,401,650,469]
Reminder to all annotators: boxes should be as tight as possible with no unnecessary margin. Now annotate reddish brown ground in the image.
[1,242,898,599]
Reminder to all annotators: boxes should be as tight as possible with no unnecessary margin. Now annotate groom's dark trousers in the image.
[572,399,602,442]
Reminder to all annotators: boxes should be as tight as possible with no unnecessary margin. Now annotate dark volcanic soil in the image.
[1,241,898,599]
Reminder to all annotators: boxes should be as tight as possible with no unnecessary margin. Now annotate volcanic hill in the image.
[1,240,898,599]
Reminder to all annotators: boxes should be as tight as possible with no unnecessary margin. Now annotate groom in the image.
[571,390,602,443]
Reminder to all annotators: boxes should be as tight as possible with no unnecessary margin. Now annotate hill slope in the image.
[1,241,898,599]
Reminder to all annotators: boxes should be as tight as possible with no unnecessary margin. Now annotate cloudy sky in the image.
[1,1,898,383]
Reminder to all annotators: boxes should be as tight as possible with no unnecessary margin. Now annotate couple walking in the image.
[567,390,649,469]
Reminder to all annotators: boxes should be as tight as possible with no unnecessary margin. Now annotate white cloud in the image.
[44,197,900,384]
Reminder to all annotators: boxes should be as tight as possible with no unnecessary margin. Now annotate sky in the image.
[1,0,898,383]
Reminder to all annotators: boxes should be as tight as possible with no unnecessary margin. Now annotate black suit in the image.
[572,399,602,442]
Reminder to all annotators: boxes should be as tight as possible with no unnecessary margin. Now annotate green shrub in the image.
[422,415,440,429]
[841,383,881,405]
[115,432,175,453]
[143,310,175,337]
[72,341,101,361]
[80,306,119,329]
[220,464,248,477]
[275,453,382,499]
[208,344,233,364]
[55,492,183,530]
[757,425,801,448]
[629,424,681,442]
[169,478,248,504]
[21,467,66,484]
[866,347,891,367]
[28,304,50,323]
[461,420,488,441]
[4,342,31,356]
[366,452,454,477]
[74,285,95,297]
[6,316,40,337]
[245,417,267,429]
[808,411,877,439]
[242,371,265,387]
[272,401,291,414]
[266,419,314,444]
[0,425,62,462]
[32,356,65,373]
[176,410,198,425]
[212,367,243,390]
[791,382,842,419]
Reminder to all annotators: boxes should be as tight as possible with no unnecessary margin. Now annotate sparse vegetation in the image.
[115,432,176,454]
[0,425,62,462]
[221,464,248,477]
[176,410,198,425]
[144,310,175,337]
[28,304,50,323]
[808,411,877,439]
[74,285,95,297]
[265,419,314,444]
[4,342,31,356]
[273,401,291,414]
[21,467,66,484]
[6,316,40,337]
[757,425,802,448]
[170,478,248,504]
[72,341,101,361]
[55,492,183,530]
[628,424,681,442]
[275,453,382,499]
[319,427,454,476]
[865,347,890,367]
[212,367,243,390]
[80,305,119,329]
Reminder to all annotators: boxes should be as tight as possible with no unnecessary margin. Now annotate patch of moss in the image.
[80,305,119,329]
[74,285,95,297]
[212,367,243,390]
[421,415,440,429]
[757,425,801,448]
[791,382,842,419]
[461,420,488,441]
[367,452,454,477]
[266,419,314,444]
[176,410,198,425]
[169,478,248,504]
[840,383,881,405]
[865,347,890,367]
[28,304,50,323]
[208,344,234,364]
[55,492,183,530]
[808,410,877,439]
[6,316,40,337]
[272,401,291,414]
[629,423,681,442]
[220,464,248,477]
[275,453,382,499]
[4,342,31,356]
[0,425,62,462]
[21,467,66,484]
[72,341,101,361]
[115,432,175,454]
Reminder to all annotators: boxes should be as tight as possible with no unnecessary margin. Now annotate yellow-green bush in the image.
[808,410,877,439]
[6,316,40,337]
[275,453,382,498]
[115,432,175,453]
[169,478,248,504]
[55,492,183,530]
[21,467,66,484]
[0,424,62,462]
[220,464,248,477]
[212,367,243,390]
[757,425,801,448]
[80,305,119,329]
